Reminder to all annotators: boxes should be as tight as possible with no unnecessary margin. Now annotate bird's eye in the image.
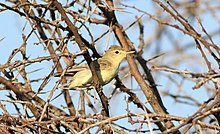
[115,50,119,54]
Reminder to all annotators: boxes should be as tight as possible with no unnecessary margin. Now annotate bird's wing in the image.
[68,64,89,72]
[96,59,112,70]
[55,64,89,77]
[56,59,112,77]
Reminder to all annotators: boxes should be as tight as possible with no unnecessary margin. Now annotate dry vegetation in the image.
[0,0,220,133]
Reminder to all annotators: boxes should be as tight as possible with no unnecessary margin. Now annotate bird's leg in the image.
[85,85,97,103]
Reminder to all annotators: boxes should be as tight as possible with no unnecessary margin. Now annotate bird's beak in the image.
[126,51,135,55]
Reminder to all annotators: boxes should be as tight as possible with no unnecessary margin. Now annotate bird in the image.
[67,45,134,90]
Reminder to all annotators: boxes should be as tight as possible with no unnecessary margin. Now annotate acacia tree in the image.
[0,0,220,133]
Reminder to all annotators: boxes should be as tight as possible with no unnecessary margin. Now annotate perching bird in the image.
[67,45,134,90]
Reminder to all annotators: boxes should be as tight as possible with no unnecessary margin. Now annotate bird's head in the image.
[102,45,134,65]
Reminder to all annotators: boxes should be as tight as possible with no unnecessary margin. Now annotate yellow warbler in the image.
[68,45,134,90]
